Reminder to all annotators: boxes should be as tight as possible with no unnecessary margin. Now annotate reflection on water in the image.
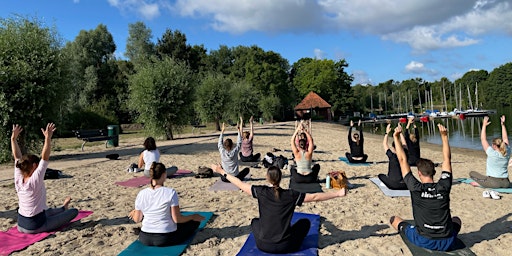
[362,115,508,151]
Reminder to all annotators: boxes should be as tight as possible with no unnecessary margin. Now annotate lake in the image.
[361,106,512,150]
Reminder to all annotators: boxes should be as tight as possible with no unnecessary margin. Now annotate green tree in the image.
[259,94,280,122]
[129,57,195,139]
[125,21,155,67]
[481,63,512,106]
[0,16,68,162]
[228,80,260,120]
[194,73,232,131]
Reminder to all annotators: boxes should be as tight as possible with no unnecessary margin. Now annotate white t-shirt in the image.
[135,186,179,233]
[15,160,49,217]
[143,149,160,171]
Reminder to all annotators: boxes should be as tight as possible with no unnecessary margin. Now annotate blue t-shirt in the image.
[486,146,511,178]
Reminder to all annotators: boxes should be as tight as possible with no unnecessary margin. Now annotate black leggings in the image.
[378,174,407,190]
[290,164,320,183]
[239,152,261,162]
[251,218,310,254]
[346,152,368,163]
[221,167,250,182]
[138,220,200,247]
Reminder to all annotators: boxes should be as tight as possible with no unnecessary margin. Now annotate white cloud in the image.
[352,70,372,85]
[107,0,161,20]
[404,61,437,75]
[313,49,325,59]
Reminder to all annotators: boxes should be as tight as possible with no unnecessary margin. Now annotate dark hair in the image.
[416,158,436,177]
[149,162,166,188]
[267,166,282,200]
[16,154,40,178]
[298,139,306,150]
[223,138,233,151]
[144,137,157,151]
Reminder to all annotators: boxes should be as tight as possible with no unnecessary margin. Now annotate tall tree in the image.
[129,57,195,139]
[0,16,68,162]
[481,63,512,106]
[125,21,155,67]
[194,73,232,131]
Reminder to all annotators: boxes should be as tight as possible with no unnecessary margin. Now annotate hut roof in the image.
[294,91,331,110]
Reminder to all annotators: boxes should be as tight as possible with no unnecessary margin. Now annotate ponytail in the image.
[149,162,166,188]
[267,166,282,200]
[492,138,507,157]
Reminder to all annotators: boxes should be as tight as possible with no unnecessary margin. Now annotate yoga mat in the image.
[339,157,370,166]
[399,220,476,256]
[208,174,252,191]
[369,177,410,197]
[118,211,213,256]
[0,210,93,256]
[115,170,192,188]
[289,180,323,193]
[455,178,512,194]
[237,212,320,256]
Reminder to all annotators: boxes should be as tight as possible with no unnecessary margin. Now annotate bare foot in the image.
[63,196,72,210]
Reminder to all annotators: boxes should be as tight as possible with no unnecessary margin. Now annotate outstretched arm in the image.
[41,123,56,161]
[304,130,314,153]
[291,125,301,155]
[249,116,254,137]
[348,121,353,142]
[393,125,411,178]
[501,115,508,145]
[406,117,413,130]
[481,116,491,151]
[211,164,252,195]
[383,124,391,151]
[438,124,452,173]
[239,116,243,134]
[304,188,346,202]
[11,125,23,161]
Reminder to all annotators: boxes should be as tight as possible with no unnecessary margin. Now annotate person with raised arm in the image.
[12,123,79,234]
[389,124,462,251]
[377,123,408,190]
[405,117,421,166]
[470,115,511,189]
[290,122,319,183]
[239,116,261,162]
[346,119,368,163]
[218,116,249,182]
[129,162,205,246]
[211,164,346,254]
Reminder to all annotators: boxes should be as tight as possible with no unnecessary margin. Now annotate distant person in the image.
[129,162,205,246]
[218,117,249,182]
[211,164,346,254]
[290,122,319,183]
[346,120,368,163]
[389,124,462,251]
[405,117,421,166]
[239,116,261,162]
[470,115,511,188]
[12,123,79,234]
[378,123,407,190]
[138,137,178,178]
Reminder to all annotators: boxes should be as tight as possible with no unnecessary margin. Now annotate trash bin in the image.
[107,125,119,147]
[259,117,263,125]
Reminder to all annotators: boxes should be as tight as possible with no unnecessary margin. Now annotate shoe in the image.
[490,190,501,200]
[482,190,491,198]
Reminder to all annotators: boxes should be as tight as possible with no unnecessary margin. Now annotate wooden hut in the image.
[294,91,332,120]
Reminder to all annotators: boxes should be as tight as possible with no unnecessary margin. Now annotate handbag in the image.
[329,171,348,190]
[195,166,213,178]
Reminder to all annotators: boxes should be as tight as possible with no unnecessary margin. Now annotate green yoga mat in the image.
[118,211,213,256]
[399,220,475,256]
[455,178,512,193]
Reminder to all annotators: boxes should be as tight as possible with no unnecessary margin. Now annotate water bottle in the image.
[326,175,331,189]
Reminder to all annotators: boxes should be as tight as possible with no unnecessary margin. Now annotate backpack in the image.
[329,171,348,190]
[195,166,213,178]
[262,152,288,169]
[44,168,61,180]
[273,155,288,169]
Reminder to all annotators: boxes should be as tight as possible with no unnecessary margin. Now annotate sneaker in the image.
[482,190,491,198]
[490,190,501,200]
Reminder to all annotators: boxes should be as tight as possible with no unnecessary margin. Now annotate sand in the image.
[0,121,511,255]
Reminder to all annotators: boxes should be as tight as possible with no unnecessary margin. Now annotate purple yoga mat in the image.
[115,170,192,188]
[0,210,93,256]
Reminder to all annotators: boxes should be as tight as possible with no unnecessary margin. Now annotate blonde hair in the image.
[492,138,507,157]
[410,133,417,143]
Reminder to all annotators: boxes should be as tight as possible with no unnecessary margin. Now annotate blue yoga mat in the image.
[118,211,213,256]
[339,157,370,166]
[236,212,320,256]
[455,178,512,194]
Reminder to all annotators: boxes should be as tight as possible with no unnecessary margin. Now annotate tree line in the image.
[1,16,512,162]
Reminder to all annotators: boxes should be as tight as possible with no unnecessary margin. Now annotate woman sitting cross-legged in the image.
[239,116,261,162]
[218,117,249,182]
[211,164,346,254]
[138,137,178,178]
[346,120,368,163]
[12,123,79,234]
[129,162,205,247]
[290,123,320,183]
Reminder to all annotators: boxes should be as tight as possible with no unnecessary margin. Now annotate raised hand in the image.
[358,119,361,126]
[250,116,254,123]
[408,117,414,124]
[41,123,56,139]
[350,120,354,127]
[394,125,402,137]
[482,116,491,127]
[501,115,506,125]
[438,124,448,137]
[11,124,23,140]
[221,123,226,133]
[386,123,392,134]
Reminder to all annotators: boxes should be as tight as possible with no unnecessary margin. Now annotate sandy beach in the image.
[1,121,510,255]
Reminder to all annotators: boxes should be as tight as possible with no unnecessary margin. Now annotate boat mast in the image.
[467,84,474,110]
[475,82,479,109]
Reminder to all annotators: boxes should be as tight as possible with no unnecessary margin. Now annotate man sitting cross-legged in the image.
[389,124,462,251]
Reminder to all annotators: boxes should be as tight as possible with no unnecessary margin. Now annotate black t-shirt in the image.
[405,128,420,164]
[348,127,364,157]
[251,185,305,243]
[404,171,453,238]
[386,149,404,182]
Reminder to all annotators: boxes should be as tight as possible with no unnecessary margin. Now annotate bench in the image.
[73,129,113,151]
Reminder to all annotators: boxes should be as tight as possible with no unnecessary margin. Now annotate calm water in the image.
[361,107,512,150]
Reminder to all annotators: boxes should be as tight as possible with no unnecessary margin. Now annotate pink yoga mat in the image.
[0,210,93,256]
[115,170,192,188]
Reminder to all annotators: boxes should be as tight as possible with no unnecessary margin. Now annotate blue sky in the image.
[2,0,512,85]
